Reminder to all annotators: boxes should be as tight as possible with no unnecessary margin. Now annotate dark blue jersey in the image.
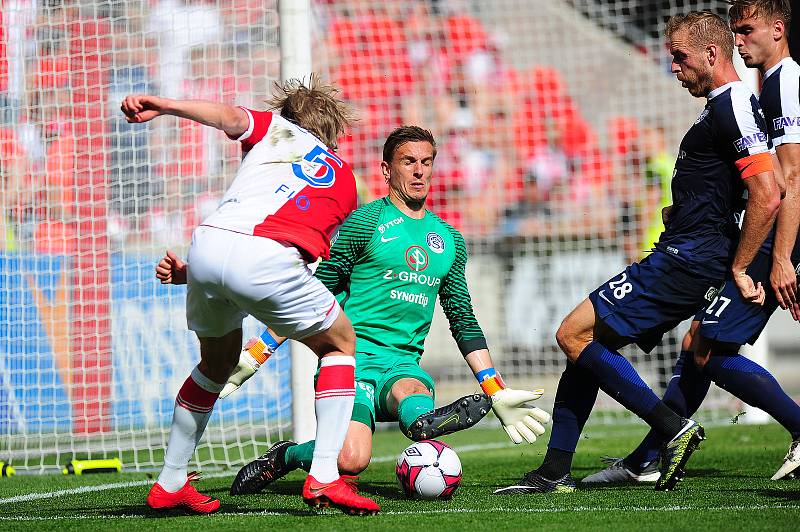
[655,81,772,277]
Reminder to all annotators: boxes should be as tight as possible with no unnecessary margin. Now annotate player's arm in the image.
[440,230,550,444]
[732,156,781,304]
[220,327,287,398]
[772,143,800,319]
[463,348,550,445]
[121,94,249,138]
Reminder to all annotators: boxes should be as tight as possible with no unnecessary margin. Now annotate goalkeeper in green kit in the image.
[155,126,550,494]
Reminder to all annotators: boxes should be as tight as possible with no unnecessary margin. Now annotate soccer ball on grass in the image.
[396,439,462,499]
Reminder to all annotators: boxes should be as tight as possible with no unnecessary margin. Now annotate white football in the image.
[396,440,462,499]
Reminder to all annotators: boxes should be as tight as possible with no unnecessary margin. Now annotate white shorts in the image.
[186,225,340,339]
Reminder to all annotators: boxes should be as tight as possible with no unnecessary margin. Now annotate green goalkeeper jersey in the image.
[315,197,487,361]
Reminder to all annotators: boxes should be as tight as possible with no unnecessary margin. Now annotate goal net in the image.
[0,0,767,473]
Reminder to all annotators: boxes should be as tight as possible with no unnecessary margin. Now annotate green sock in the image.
[284,440,315,472]
[398,393,435,434]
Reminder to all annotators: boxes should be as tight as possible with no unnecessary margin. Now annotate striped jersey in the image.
[753,56,800,256]
[315,197,487,361]
[762,57,800,147]
[655,81,772,276]
[201,108,357,261]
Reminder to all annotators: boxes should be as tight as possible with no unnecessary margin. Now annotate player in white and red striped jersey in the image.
[121,77,380,516]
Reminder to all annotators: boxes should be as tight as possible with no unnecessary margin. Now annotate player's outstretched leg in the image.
[405,393,492,441]
[655,419,705,491]
[700,353,800,480]
[230,440,298,495]
[772,438,800,480]
[583,350,710,485]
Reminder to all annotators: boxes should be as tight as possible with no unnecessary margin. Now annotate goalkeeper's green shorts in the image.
[351,352,435,432]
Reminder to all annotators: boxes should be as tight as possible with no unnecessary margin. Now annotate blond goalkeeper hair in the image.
[266,74,355,151]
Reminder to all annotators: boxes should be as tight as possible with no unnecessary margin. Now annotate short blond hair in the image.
[266,74,355,150]
[666,11,735,60]
[728,0,791,34]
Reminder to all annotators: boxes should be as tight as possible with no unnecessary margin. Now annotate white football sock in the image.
[157,366,223,492]
[308,356,355,484]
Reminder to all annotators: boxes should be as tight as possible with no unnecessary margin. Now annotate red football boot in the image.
[147,472,220,514]
[302,474,379,515]
[341,475,359,493]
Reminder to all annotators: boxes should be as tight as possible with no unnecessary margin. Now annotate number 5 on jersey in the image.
[292,145,343,188]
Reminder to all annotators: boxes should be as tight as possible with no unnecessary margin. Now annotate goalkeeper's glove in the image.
[220,336,274,399]
[490,388,550,444]
[478,371,550,444]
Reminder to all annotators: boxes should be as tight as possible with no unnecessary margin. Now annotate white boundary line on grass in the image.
[0,424,767,509]
[0,442,514,505]
[0,503,799,521]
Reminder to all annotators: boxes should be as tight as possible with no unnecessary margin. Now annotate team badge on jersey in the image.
[426,232,445,254]
[406,246,429,272]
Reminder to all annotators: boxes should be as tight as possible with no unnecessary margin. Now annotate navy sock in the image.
[537,448,574,481]
[548,362,600,454]
[704,354,800,440]
[576,341,684,440]
[536,362,601,479]
[626,351,711,469]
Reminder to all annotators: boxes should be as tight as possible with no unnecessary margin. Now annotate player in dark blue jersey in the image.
[495,11,782,495]
[584,0,800,486]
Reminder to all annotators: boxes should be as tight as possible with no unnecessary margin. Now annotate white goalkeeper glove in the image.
[220,337,273,399]
[490,388,551,445]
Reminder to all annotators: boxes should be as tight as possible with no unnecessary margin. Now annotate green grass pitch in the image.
[1,423,798,531]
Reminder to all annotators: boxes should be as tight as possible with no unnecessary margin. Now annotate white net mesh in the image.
[0,0,286,472]
[0,0,774,472]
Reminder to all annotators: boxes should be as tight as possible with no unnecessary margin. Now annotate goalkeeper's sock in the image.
[548,361,599,453]
[626,351,710,469]
[308,356,355,484]
[285,440,315,472]
[576,341,684,440]
[398,394,435,434]
[157,366,223,492]
[536,447,574,480]
[704,354,800,439]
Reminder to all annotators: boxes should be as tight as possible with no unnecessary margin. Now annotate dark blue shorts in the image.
[696,251,799,345]
[589,251,724,353]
